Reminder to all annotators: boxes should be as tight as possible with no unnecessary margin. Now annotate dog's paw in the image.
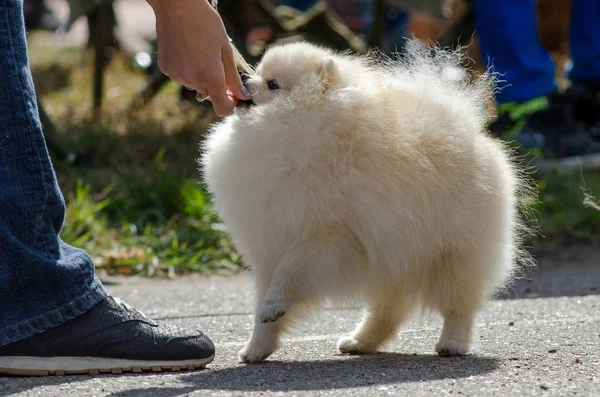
[238,344,274,363]
[435,339,470,357]
[258,299,288,323]
[337,336,377,355]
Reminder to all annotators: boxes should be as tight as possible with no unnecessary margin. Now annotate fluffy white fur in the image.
[200,40,532,363]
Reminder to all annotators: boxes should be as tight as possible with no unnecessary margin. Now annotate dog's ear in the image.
[318,57,338,88]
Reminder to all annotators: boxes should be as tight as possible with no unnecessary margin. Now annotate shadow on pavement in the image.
[107,354,498,395]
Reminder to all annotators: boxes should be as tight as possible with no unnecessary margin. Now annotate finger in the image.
[227,90,239,106]
[204,64,234,116]
[222,45,248,100]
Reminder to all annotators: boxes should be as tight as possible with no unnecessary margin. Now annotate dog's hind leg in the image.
[435,308,476,357]
[431,250,494,357]
[338,291,414,354]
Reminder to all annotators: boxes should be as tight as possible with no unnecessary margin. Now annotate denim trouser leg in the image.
[472,0,556,104]
[0,0,106,347]
[569,0,600,82]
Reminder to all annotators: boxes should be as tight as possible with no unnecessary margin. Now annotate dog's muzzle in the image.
[236,72,255,108]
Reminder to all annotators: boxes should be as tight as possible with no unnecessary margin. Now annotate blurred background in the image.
[26,0,599,278]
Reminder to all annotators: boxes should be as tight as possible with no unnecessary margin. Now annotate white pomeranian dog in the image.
[200,40,533,363]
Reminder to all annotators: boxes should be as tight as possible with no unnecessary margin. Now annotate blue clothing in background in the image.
[473,0,600,103]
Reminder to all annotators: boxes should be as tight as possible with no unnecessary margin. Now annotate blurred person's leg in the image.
[0,0,214,375]
[473,0,600,159]
[569,0,600,83]
[567,0,600,134]
[472,0,556,104]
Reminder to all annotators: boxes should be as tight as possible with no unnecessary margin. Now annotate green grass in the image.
[27,32,600,278]
[29,32,242,277]
[60,179,241,277]
[533,170,600,242]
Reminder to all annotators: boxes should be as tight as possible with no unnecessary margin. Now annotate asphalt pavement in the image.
[1,245,599,396]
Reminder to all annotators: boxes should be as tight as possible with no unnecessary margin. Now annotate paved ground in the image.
[1,245,599,396]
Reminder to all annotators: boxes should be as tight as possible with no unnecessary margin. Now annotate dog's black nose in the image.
[240,73,251,83]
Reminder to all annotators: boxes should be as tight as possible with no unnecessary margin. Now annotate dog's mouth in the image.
[236,98,255,109]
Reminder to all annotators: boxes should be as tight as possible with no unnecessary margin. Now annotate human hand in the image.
[148,0,249,116]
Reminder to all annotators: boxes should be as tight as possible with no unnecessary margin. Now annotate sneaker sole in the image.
[0,354,214,376]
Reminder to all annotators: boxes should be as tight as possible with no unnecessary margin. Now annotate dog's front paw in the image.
[258,299,288,323]
[337,336,377,355]
[435,339,470,357]
[239,343,274,363]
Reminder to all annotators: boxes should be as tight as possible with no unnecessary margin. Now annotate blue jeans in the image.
[0,0,106,347]
[473,0,600,104]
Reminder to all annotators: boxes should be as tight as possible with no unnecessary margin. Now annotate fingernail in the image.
[241,86,251,99]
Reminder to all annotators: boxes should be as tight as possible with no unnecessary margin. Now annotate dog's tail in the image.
[375,39,499,136]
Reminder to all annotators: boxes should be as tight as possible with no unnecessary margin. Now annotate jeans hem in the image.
[0,278,107,347]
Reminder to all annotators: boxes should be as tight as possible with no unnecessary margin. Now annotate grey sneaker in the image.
[0,296,215,376]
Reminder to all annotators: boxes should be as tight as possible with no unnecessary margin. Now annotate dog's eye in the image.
[267,79,280,90]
